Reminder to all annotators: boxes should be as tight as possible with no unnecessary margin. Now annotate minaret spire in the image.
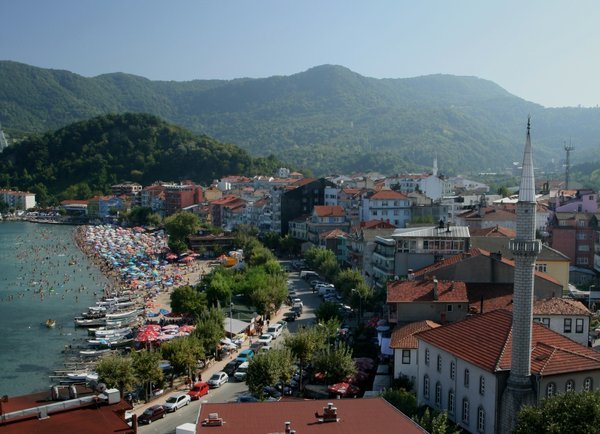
[518,115,535,203]
[500,118,542,433]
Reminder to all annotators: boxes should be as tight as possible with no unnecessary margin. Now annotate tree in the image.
[193,307,225,357]
[170,285,207,316]
[312,343,356,384]
[497,185,510,197]
[132,350,164,402]
[515,391,600,434]
[315,301,342,323]
[414,409,460,434]
[96,354,136,397]
[284,328,322,390]
[164,211,201,252]
[246,349,294,400]
[204,272,232,307]
[161,336,205,380]
[334,269,365,297]
[381,388,417,416]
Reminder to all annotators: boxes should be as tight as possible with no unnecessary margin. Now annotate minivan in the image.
[267,323,283,339]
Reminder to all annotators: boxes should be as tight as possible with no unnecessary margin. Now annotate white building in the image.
[0,189,36,210]
[416,309,600,434]
[360,189,412,228]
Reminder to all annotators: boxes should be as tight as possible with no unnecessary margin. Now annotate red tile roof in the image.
[290,177,317,187]
[390,320,441,349]
[533,297,591,316]
[361,220,397,229]
[196,398,427,434]
[469,225,516,238]
[314,205,345,217]
[417,309,600,376]
[319,228,348,239]
[370,189,408,200]
[413,248,562,286]
[0,389,132,434]
[387,279,469,303]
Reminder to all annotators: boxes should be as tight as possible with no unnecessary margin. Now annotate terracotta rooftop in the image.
[196,397,427,434]
[387,279,469,303]
[413,248,562,286]
[390,320,441,349]
[313,205,345,217]
[417,309,600,376]
[0,389,132,434]
[533,297,591,316]
[359,220,397,230]
[319,228,348,239]
[289,177,317,188]
[369,189,408,200]
[469,225,516,238]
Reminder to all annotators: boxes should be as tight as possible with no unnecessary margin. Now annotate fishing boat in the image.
[105,308,142,320]
[74,317,106,327]
[45,319,56,328]
[65,372,98,382]
[79,349,112,357]
[89,326,132,338]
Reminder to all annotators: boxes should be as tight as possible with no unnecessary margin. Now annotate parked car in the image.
[234,361,250,382]
[276,320,288,330]
[163,393,191,412]
[236,349,255,363]
[258,333,274,345]
[267,323,283,339]
[236,394,259,403]
[138,405,167,424]
[260,345,272,353]
[223,359,242,376]
[283,312,297,322]
[207,371,229,388]
[187,382,209,400]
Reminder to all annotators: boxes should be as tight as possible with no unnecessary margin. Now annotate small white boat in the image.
[79,349,111,357]
[105,308,141,320]
[45,319,56,328]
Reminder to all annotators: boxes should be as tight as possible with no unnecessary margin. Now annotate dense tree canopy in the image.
[0,112,283,198]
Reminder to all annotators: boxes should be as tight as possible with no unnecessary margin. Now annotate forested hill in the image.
[0,113,282,200]
[1,60,600,175]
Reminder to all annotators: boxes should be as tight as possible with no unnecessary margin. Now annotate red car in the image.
[187,382,209,400]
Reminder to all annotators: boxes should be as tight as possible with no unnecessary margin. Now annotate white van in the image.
[267,323,283,339]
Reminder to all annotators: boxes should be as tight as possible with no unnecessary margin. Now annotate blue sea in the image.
[0,221,109,397]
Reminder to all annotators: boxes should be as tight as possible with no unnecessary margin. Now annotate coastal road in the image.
[137,265,323,433]
[137,380,249,433]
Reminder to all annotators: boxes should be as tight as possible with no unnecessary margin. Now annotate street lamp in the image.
[229,302,234,338]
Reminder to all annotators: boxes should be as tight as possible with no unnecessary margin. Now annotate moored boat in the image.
[45,319,56,328]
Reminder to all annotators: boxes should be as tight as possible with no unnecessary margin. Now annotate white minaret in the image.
[432,157,438,176]
[0,124,8,152]
[500,117,542,432]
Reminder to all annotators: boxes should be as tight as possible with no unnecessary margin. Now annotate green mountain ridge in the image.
[1,61,599,175]
[0,113,282,200]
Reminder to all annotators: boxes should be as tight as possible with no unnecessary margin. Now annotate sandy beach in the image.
[75,225,215,316]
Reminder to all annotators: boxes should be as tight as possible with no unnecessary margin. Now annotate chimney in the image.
[433,279,439,300]
[446,222,451,232]
[285,421,292,434]
[407,269,414,281]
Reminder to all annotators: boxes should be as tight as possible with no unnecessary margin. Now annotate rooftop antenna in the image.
[564,140,574,189]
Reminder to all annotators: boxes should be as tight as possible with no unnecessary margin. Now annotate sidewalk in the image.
[131,305,289,416]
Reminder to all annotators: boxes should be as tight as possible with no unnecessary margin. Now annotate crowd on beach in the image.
[76,225,208,314]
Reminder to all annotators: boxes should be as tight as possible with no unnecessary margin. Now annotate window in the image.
[564,318,572,333]
[547,382,556,397]
[464,369,470,388]
[578,244,590,252]
[448,389,455,415]
[462,398,470,424]
[542,318,550,327]
[566,380,575,392]
[577,232,587,240]
[425,349,430,365]
[536,263,547,272]
[450,361,456,380]
[584,377,593,392]
[477,407,486,433]
[402,349,411,364]
[423,375,430,399]
[479,376,485,395]
[372,210,378,216]
[435,382,442,407]
[437,355,442,373]
[576,318,584,333]
[577,257,589,265]
[447,304,453,312]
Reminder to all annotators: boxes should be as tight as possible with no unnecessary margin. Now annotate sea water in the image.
[0,221,109,397]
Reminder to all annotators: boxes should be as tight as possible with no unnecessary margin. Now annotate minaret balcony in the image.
[509,239,542,256]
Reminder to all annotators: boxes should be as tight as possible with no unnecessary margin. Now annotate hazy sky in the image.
[2,0,599,108]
